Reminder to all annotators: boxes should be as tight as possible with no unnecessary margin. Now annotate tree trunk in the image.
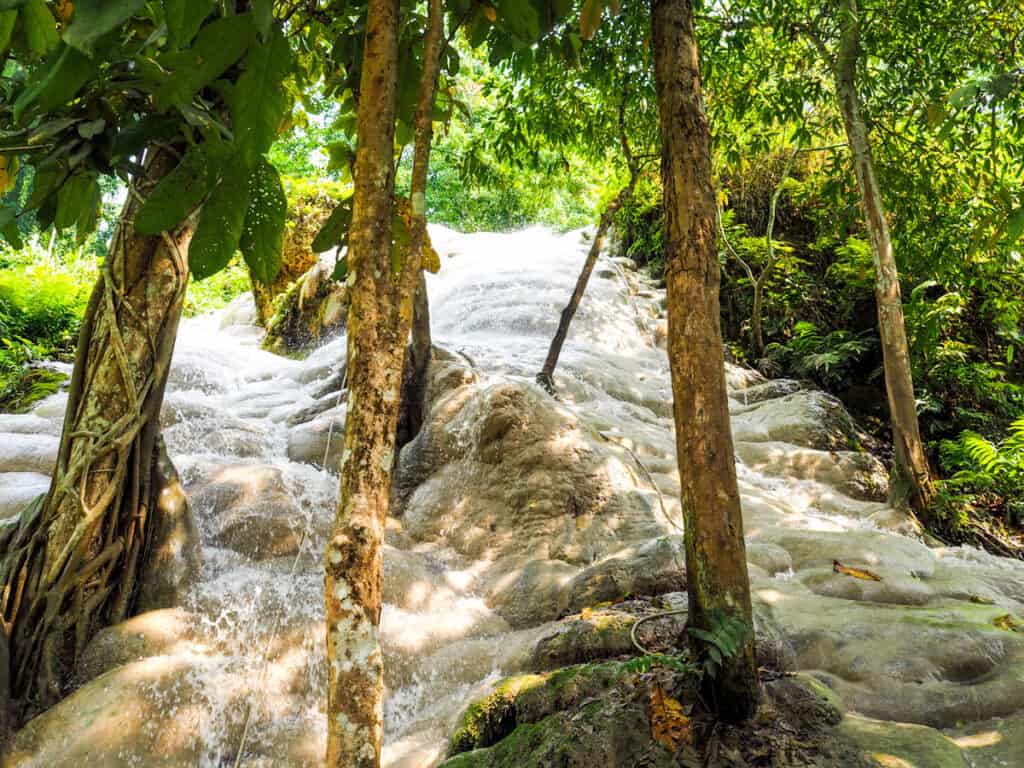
[323,0,414,762]
[397,0,443,447]
[537,93,639,393]
[651,0,759,721]
[536,187,631,393]
[834,0,935,516]
[0,145,194,720]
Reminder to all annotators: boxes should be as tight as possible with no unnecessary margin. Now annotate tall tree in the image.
[829,0,935,514]
[0,2,291,722]
[323,0,409,763]
[651,0,759,720]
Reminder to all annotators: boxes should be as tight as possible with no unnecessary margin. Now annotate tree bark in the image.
[651,0,759,721]
[397,0,443,446]
[0,145,194,720]
[834,0,935,516]
[323,0,413,763]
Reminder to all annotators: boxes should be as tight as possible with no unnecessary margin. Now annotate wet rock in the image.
[0,472,49,519]
[731,391,868,452]
[736,441,889,501]
[263,261,348,356]
[286,409,345,471]
[0,433,58,474]
[5,656,250,768]
[732,378,804,404]
[839,713,968,768]
[187,464,308,560]
[76,609,197,686]
[136,443,202,612]
[0,413,60,435]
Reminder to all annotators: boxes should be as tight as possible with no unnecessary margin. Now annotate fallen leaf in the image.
[650,684,692,752]
[993,614,1022,632]
[832,560,882,582]
[482,5,497,22]
[969,595,995,605]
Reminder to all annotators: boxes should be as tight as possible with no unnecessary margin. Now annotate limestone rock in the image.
[0,433,57,474]
[76,609,197,686]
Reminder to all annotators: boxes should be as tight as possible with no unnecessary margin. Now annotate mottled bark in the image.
[651,0,759,720]
[0,146,194,720]
[834,0,935,516]
[323,0,412,763]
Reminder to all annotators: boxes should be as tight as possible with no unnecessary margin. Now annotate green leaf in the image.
[189,155,251,280]
[311,198,353,253]
[0,10,17,51]
[252,0,273,41]
[133,145,209,235]
[0,1,27,11]
[21,0,57,57]
[579,0,602,41]
[164,0,214,48]
[54,172,99,239]
[63,0,146,54]
[111,116,180,162]
[13,44,96,123]
[0,204,23,249]
[25,159,67,209]
[156,14,256,110]
[1006,206,1024,245]
[230,26,291,168]
[240,157,286,285]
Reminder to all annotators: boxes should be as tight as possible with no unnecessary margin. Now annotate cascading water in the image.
[2,226,1024,767]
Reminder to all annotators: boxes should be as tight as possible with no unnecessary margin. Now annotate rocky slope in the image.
[0,227,1022,767]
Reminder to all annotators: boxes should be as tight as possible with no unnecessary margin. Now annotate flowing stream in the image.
[1,226,1024,767]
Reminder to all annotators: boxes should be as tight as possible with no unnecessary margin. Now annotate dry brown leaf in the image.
[650,684,692,752]
[482,5,497,22]
[832,559,882,582]
[970,595,995,605]
[993,614,1022,632]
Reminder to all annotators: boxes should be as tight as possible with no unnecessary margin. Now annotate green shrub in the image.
[938,417,1024,526]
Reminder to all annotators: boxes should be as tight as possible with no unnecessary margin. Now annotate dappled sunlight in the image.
[952,730,1003,748]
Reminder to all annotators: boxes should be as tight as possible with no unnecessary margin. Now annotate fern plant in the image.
[764,321,875,388]
[940,417,1024,525]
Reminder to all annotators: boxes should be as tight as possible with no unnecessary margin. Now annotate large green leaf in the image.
[252,0,273,41]
[0,204,23,249]
[240,157,286,285]
[164,0,214,48]
[156,14,256,110]
[13,43,95,123]
[63,0,146,54]
[0,1,27,11]
[230,26,291,169]
[189,156,251,280]
[1006,206,1024,245]
[0,10,17,50]
[111,116,180,162]
[55,171,100,241]
[311,198,353,254]
[22,0,57,57]
[133,145,209,234]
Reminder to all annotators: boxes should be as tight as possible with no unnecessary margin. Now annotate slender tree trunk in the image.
[536,188,631,393]
[0,145,194,720]
[834,0,935,516]
[323,0,416,762]
[651,0,759,721]
[397,0,443,446]
[537,93,639,393]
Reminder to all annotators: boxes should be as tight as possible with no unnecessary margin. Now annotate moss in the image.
[448,661,632,757]
[0,366,66,413]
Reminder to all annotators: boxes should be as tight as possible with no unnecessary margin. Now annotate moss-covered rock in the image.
[262,261,348,356]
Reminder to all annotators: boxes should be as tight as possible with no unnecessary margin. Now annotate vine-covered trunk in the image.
[651,0,759,720]
[536,179,635,393]
[835,0,935,517]
[324,0,417,762]
[0,146,194,721]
